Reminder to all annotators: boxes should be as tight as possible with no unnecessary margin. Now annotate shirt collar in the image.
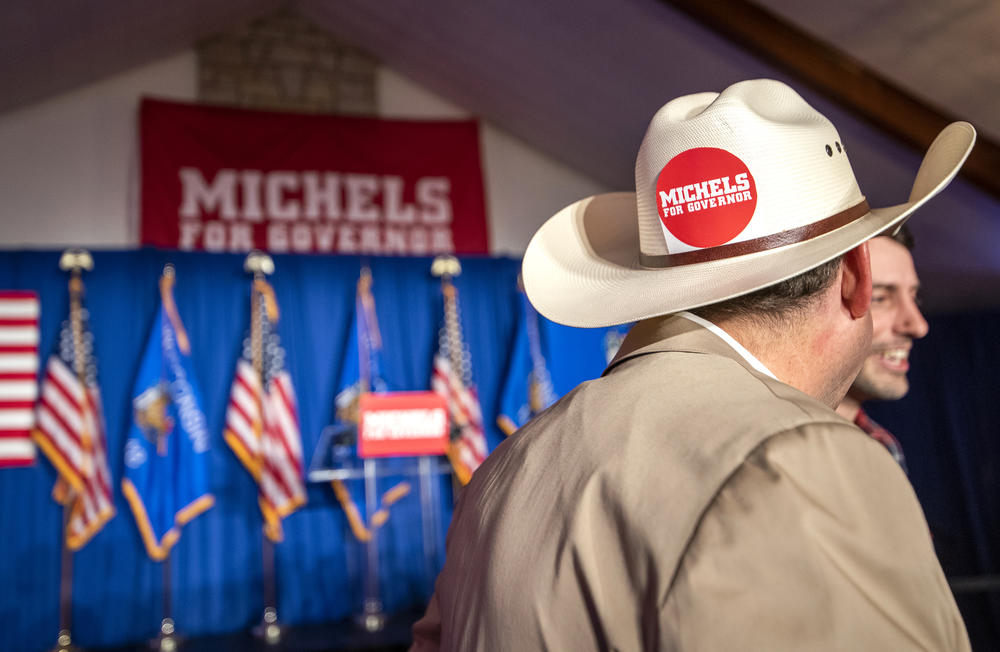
[675,311,778,380]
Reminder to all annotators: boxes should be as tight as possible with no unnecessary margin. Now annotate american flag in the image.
[224,279,305,541]
[0,292,40,467]
[32,292,114,549]
[431,281,488,485]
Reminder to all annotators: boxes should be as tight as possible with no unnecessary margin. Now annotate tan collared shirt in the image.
[412,315,969,651]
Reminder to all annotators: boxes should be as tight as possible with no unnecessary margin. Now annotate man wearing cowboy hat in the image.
[412,79,974,650]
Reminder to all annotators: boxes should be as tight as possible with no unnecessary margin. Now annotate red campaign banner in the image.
[358,392,449,458]
[140,98,489,255]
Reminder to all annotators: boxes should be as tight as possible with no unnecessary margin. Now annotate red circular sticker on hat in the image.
[655,147,757,248]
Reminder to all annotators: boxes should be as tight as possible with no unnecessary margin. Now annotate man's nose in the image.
[898,297,929,339]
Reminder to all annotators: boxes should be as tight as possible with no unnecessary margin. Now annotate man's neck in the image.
[836,394,862,421]
[721,319,812,393]
[709,309,863,410]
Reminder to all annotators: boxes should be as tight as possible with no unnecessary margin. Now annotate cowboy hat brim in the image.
[523,122,976,328]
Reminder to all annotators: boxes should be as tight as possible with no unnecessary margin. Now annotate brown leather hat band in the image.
[639,200,871,268]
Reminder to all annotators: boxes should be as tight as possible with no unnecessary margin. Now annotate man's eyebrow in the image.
[872,283,921,292]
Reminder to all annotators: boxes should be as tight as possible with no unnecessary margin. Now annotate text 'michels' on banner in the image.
[140,98,489,255]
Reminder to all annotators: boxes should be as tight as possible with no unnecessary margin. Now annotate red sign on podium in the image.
[358,392,449,458]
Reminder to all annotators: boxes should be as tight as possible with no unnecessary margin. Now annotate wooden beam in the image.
[664,0,1000,199]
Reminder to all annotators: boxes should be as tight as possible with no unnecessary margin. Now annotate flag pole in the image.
[48,249,92,652]
[245,251,282,645]
[154,264,179,652]
[356,266,386,633]
[54,501,75,652]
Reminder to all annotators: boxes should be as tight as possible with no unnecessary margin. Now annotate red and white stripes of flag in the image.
[224,253,306,541]
[0,291,40,467]
[32,250,114,549]
[430,256,488,485]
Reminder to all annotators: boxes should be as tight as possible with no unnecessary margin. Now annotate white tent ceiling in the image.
[1,0,998,309]
[2,0,997,189]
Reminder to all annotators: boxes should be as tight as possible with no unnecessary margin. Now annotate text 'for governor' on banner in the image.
[140,99,490,255]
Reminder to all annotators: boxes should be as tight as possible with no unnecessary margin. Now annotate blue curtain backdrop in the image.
[1,249,998,650]
[0,249,618,652]
[867,311,1000,649]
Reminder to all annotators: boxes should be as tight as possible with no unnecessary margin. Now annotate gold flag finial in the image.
[244,251,279,322]
[244,250,275,277]
[431,255,461,279]
[59,248,93,274]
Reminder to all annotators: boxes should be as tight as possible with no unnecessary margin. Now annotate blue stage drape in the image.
[867,311,1000,649]
[1,250,998,650]
[0,249,618,652]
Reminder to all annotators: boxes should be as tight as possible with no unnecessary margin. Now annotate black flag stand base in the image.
[357,598,387,633]
[252,606,283,645]
[48,629,81,652]
[151,618,178,652]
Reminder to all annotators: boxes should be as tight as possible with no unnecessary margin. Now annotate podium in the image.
[307,422,452,630]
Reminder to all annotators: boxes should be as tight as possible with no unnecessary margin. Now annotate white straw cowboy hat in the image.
[522,79,976,328]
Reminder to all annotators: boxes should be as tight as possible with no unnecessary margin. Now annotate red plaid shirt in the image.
[854,408,908,474]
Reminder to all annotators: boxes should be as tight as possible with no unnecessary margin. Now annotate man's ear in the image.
[841,242,872,319]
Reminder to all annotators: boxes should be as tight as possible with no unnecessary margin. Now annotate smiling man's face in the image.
[849,236,929,403]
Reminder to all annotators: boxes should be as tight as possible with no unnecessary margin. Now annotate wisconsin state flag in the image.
[122,270,213,560]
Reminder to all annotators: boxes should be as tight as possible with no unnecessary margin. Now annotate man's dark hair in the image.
[692,255,843,323]
[692,223,914,323]
[886,223,915,251]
